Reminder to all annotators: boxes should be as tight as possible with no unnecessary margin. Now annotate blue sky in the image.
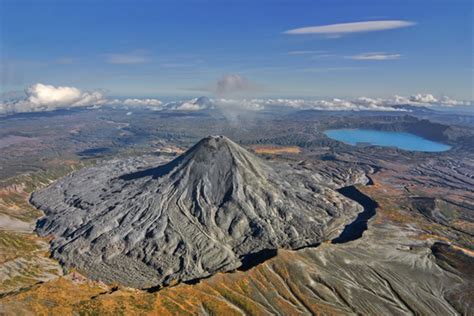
[1,0,472,99]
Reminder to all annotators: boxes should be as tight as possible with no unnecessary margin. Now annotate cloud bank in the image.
[0,83,107,114]
[238,97,399,112]
[120,98,163,107]
[1,83,469,115]
[284,20,415,37]
[165,96,213,111]
[161,94,470,114]
[404,94,468,107]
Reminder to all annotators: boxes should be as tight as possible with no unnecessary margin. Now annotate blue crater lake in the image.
[324,129,451,152]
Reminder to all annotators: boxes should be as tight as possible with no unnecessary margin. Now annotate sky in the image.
[1,0,473,100]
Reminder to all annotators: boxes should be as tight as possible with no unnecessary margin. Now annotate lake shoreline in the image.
[324,128,452,152]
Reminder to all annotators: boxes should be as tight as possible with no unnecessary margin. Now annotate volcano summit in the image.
[32,136,360,288]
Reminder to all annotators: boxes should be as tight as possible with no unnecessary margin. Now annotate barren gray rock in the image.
[32,136,360,288]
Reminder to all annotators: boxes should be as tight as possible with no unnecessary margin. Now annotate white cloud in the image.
[165,97,399,113]
[438,96,469,106]
[121,98,163,107]
[408,93,438,104]
[104,51,151,64]
[107,98,164,111]
[115,94,469,113]
[215,98,264,111]
[162,97,265,113]
[165,96,213,111]
[174,101,206,111]
[284,20,415,37]
[0,83,107,114]
[1,83,469,116]
[348,52,401,60]
[199,94,470,112]
[26,84,82,105]
[252,97,400,111]
[403,94,469,107]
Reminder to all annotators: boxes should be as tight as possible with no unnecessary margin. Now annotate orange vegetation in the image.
[452,244,474,257]
[252,145,301,155]
[1,249,347,316]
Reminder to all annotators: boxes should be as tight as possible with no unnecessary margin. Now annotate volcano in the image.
[32,136,360,288]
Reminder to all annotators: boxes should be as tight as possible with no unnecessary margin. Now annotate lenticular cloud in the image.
[284,20,415,36]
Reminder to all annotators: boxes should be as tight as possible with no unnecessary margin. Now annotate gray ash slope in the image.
[32,136,360,288]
